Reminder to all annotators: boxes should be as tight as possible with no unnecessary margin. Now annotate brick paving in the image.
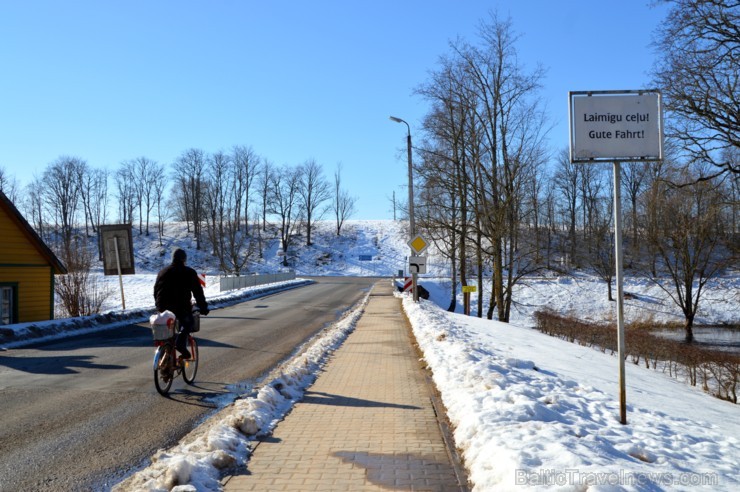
[221,281,464,491]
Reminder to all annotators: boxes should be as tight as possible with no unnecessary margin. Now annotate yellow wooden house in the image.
[0,190,67,324]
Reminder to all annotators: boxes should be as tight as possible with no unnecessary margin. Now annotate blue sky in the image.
[0,1,670,219]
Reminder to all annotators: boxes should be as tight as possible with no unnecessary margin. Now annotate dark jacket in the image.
[153,262,208,320]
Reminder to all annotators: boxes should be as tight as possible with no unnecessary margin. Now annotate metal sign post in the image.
[569,90,663,425]
[407,234,429,302]
[612,161,626,424]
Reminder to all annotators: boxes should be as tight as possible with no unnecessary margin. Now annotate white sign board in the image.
[409,256,427,274]
[569,91,663,162]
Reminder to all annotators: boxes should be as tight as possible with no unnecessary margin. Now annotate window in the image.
[0,286,14,325]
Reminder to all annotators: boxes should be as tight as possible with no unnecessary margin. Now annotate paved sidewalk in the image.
[222,280,465,491]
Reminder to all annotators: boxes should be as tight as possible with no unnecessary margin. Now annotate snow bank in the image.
[401,294,739,491]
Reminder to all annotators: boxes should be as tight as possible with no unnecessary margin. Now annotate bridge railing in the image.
[219,272,296,292]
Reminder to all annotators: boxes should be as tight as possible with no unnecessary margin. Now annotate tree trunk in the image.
[684,315,695,343]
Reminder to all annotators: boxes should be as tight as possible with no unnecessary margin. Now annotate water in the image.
[653,326,740,354]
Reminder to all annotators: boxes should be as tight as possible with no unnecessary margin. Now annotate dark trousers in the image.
[176,312,194,357]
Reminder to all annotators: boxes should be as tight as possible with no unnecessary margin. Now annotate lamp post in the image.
[389,115,418,302]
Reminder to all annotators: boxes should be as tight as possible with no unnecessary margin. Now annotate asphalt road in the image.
[0,276,377,492]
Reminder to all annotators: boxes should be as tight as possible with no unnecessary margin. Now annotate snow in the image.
[2,220,738,491]
[403,291,738,490]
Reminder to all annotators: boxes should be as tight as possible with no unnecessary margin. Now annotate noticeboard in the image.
[99,224,135,275]
[569,90,663,163]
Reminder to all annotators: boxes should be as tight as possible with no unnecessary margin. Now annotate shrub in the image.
[533,310,739,404]
[55,238,111,317]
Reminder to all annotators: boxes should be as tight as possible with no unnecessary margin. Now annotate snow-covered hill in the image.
[100,219,740,330]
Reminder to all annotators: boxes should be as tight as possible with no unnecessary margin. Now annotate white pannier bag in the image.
[149,310,176,340]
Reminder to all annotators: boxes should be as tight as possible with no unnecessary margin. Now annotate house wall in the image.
[0,207,55,322]
[0,267,53,322]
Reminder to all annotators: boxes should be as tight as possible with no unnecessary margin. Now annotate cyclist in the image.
[153,248,209,360]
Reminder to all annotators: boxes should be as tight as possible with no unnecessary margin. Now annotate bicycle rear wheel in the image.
[182,336,198,384]
[154,345,174,395]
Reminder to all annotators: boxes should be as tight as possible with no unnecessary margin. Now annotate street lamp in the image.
[389,115,418,302]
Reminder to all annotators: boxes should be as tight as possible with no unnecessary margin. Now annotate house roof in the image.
[0,190,68,274]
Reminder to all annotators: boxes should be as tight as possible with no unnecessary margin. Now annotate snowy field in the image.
[404,289,739,491]
[3,220,738,490]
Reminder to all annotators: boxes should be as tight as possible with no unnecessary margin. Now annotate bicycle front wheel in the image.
[154,345,173,395]
[182,336,198,384]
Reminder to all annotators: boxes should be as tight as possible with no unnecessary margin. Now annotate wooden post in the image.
[111,237,126,310]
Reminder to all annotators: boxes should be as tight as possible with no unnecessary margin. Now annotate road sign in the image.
[100,224,135,276]
[569,90,663,162]
[198,273,206,287]
[409,256,426,274]
[407,235,429,255]
[462,285,477,293]
[568,89,663,425]
[403,277,412,292]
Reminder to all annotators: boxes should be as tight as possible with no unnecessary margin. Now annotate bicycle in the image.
[150,309,200,396]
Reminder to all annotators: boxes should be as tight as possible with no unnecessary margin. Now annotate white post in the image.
[111,237,126,310]
[613,161,627,425]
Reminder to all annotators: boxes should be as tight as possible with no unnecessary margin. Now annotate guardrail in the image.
[219,272,296,292]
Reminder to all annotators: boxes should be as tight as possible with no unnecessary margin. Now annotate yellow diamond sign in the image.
[407,235,429,255]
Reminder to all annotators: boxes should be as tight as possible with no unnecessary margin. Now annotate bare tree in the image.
[553,148,580,267]
[412,12,547,320]
[0,166,19,203]
[175,149,207,249]
[258,160,274,232]
[387,191,399,221]
[202,149,259,274]
[114,160,137,225]
[232,145,260,232]
[332,163,356,236]
[586,186,615,300]
[269,165,304,266]
[152,164,168,246]
[43,156,84,252]
[415,54,478,312]
[55,236,111,317]
[299,159,331,246]
[204,150,231,266]
[622,161,649,252]
[642,165,734,342]
[454,12,548,321]
[78,165,108,236]
[24,176,48,240]
[132,156,158,235]
[652,0,740,178]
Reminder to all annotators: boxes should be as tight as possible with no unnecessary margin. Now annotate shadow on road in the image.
[16,323,240,352]
[0,354,127,374]
[159,380,237,408]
